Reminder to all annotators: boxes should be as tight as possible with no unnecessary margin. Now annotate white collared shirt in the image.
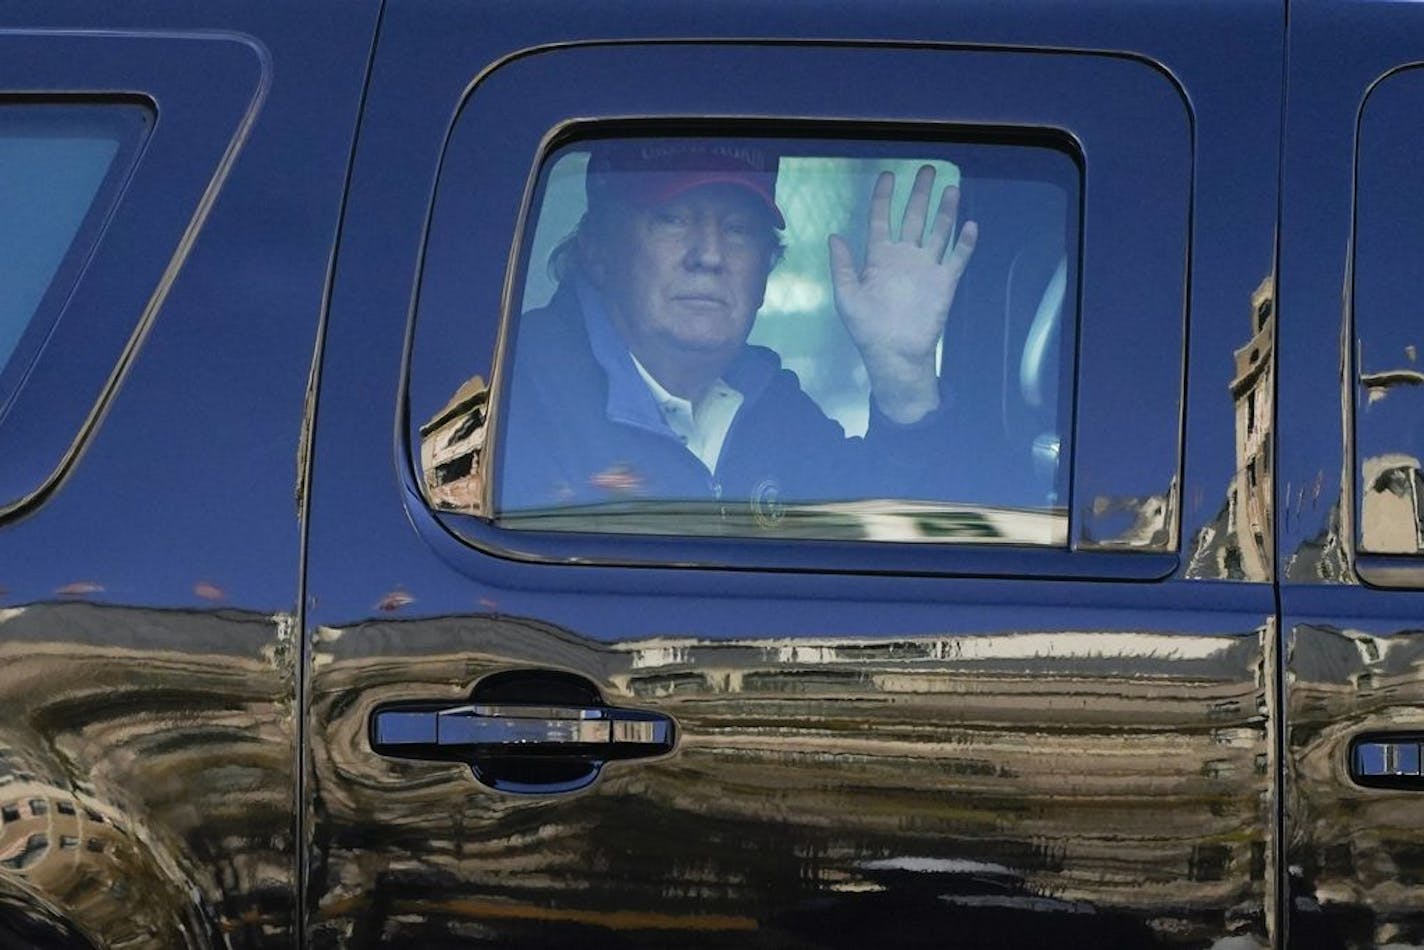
[631,356,744,474]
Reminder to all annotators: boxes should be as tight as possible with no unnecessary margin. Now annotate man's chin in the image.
[665,333,745,357]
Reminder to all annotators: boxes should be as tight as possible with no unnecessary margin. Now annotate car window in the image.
[1353,69,1424,570]
[0,103,149,413]
[406,44,1190,573]
[422,133,1079,545]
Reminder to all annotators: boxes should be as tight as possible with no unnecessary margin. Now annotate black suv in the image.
[1,2,1421,947]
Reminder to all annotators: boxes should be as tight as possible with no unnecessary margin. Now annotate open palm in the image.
[829,165,978,422]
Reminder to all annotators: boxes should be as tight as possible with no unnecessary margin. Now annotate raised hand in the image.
[829,164,978,423]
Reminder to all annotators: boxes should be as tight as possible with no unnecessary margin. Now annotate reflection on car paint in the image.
[420,374,489,517]
[1188,278,1274,582]
[309,614,1271,946]
[1078,487,1177,551]
[1357,340,1424,561]
[0,602,299,946]
[1284,504,1353,585]
[1287,622,1424,948]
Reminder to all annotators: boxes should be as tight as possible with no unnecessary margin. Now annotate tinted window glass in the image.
[0,104,148,411]
[423,133,1080,545]
[1354,72,1424,559]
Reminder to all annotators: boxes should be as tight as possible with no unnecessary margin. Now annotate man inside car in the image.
[498,138,979,514]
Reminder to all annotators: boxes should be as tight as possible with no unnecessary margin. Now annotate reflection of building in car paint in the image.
[420,374,488,515]
[1361,453,1424,553]
[1357,343,1424,555]
[0,766,155,940]
[0,780,124,872]
[1283,497,1351,583]
[1229,277,1274,578]
[1190,277,1274,580]
[0,602,299,943]
[312,614,1270,945]
[1361,366,1424,405]
[1288,623,1424,943]
[1080,487,1175,549]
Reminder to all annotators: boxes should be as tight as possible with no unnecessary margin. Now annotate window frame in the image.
[1351,63,1424,588]
[0,100,152,417]
[0,32,266,519]
[404,41,1192,580]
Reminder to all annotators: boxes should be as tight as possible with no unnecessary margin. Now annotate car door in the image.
[1278,1,1424,947]
[307,2,1285,945]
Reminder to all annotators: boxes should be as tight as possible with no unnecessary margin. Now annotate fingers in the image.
[827,233,858,297]
[927,183,961,260]
[859,164,977,273]
[899,164,935,245]
[927,182,978,273]
[868,171,893,246]
[945,219,979,278]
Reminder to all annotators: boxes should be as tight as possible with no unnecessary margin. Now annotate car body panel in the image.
[1279,3,1424,946]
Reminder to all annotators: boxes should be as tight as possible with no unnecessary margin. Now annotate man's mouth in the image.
[671,293,728,309]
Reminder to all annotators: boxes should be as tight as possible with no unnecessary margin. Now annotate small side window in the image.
[425,132,1079,546]
[0,103,149,415]
[1353,68,1424,582]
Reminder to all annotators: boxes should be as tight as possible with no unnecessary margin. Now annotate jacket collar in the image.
[575,280,778,432]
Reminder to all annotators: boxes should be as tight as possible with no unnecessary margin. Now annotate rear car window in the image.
[0,103,149,413]
[422,133,1079,545]
[1353,69,1424,575]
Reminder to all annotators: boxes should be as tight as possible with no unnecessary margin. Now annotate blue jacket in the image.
[497,282,959,518]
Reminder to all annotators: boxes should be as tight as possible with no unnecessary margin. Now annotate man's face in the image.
[593,184,776,372]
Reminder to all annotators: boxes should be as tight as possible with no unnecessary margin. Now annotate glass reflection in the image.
[1353,68,1424,568]
[421,134,1080,545]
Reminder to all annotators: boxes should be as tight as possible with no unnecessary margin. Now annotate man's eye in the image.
[653,210,689,227]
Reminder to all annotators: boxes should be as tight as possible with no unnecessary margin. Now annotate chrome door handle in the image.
[370,689,676,794]
[1350,733,1424,788]
[373,702,674,755]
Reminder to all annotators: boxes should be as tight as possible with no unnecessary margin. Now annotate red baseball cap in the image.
[586,139,785,229]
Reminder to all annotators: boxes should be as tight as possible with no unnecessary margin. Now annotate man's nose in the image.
[684,217,726,270]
